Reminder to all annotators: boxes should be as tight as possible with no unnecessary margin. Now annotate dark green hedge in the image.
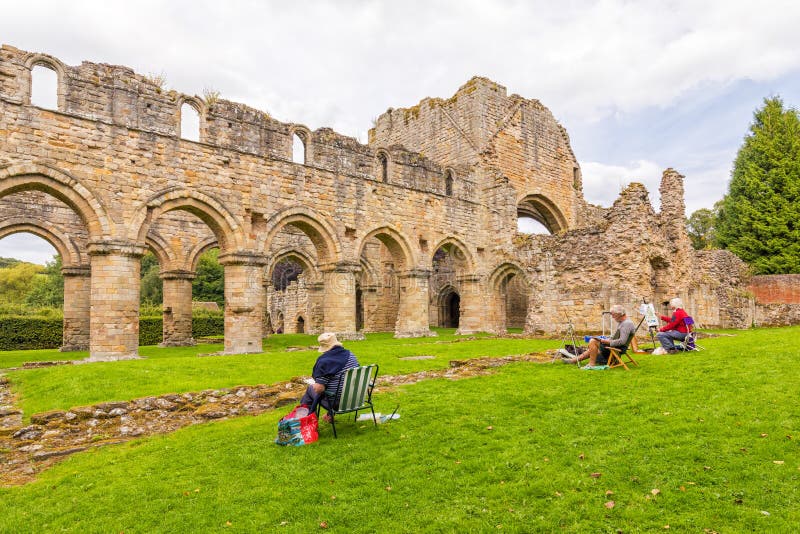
[0,314,225,350]
[0,317,63,351]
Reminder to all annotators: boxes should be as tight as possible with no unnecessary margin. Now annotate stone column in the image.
[87,241,146,361]
[160,270,196,347]
[306,281,325,335]
[219,252,267,354]
[321,262,363,340]
[61,265,90,352]
[395,269,436,338]
[360,284,380,332]
[455,274,484,335]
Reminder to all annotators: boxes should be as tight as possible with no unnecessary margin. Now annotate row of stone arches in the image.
[1,163,533,359]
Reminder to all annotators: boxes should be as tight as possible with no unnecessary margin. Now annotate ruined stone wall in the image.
[0,44,768,354]
[370,77,584,234]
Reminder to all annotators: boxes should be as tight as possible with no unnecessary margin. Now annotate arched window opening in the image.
[31,65,58,110]
[292,132,306,164]
[378,152,388,183]
[296,316,305,334]
[517,216,550,235]
[445,170,454,196]
[272,258,304,291]
[180,102,201,142]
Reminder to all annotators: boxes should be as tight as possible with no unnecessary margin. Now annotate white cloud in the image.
[0,233,57,265]
[581,159,664,209]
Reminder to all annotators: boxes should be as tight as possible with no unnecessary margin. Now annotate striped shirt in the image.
[316,351,360,405]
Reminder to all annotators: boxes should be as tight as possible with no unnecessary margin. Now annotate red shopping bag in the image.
[275,405,318,446]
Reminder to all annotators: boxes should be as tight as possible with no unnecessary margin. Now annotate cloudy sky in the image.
[2,0,800,263]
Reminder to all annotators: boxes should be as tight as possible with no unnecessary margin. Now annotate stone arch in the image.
[487,262,530,333]
[266,248,320,285]
[430,236,476,272]
[0,163,111,239]
[132,188,241,252]
[436,284,461,328]
[290,125,311,164]
[188,236,221,272]
[444,168,455,196]
[22,53,67,109]
[517,194,568,234]
[375,149,390,183]
[177,96,204,142]
[0,219,84,267]
[357,225,416,272]
[295,315,306,334]
[261,206,341,266]
[145,232,176,270]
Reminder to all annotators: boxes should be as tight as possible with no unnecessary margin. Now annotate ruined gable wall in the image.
[369,77,584,232]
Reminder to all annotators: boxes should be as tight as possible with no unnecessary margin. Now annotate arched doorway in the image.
[296,315,305,333]
[438,288,460,328]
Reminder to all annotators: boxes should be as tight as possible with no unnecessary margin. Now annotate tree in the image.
[25,255,64,307]
[0,262,43,304]
[686,202,721,250]
[716,97,800,274]
[192,248,224,305]
[140,251,163,304]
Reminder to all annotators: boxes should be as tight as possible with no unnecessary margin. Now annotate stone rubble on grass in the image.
[0,352,549,486]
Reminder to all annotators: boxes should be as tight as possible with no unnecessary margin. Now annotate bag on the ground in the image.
[275,404,319,446]
[564,344,585,355]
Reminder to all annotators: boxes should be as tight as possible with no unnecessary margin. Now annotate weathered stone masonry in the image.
[0,45,769,360]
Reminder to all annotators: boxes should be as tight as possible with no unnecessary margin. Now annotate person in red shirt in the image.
[656,297,689,353]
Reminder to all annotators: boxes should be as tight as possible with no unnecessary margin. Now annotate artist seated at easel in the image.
[562,305,636,366]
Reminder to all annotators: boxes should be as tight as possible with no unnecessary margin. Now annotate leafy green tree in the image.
[686,202,721,250]
[25,255,64,307]
[140,252,163,305]
[192,248,224,305]
[0,257,22,269]
[0,262,43,304]
[716,97,800,274]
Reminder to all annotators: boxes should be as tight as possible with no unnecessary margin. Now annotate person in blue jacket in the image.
[299,332,360,421]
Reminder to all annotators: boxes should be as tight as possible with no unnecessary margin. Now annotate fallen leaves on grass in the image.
[773,460,784,464]
[590,472,602,478]
[604,501,615,509]
[651,488,661,496]
[319,521,329,529]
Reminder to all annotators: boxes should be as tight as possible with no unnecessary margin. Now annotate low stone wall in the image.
[754,303,800,327]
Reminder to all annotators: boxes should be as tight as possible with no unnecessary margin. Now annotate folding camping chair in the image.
[675,316,702,351]
[315,364,379,438]
[606,330,639,370]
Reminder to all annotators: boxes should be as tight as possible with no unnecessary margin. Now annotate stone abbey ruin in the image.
[1,45,796,361]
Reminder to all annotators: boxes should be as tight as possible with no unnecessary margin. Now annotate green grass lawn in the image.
[1,327,799,532]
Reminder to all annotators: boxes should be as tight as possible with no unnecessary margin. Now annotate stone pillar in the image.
[395,269,436,338]
[307,281,325,335]
[219,252,267,354]
[455,274,484,335]
[321,262,363,340]
[87,241,146,361]
[61,265,90,352]
[360,284,380,332]
[160,270,196,347]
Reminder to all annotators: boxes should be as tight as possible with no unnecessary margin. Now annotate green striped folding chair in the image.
[318,364,379,438]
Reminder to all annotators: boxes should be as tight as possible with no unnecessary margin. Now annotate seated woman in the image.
[656,297,689,354]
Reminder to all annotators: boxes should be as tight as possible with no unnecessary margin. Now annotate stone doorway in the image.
[439,289,461,328]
